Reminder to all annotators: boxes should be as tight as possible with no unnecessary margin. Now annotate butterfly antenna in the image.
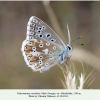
[71,36,82,44]
[67,24,71,45]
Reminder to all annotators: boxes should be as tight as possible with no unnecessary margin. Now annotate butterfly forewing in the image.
[26,16,65,48]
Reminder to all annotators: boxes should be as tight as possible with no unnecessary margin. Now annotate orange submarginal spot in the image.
[31,42,35,46]
[30,58,35,63]
[37,39,41,43]
[26,46,32,50]
[25,46,32,53]
[27,50,30,53]
[35,65,41,69]
[29,54,33,58]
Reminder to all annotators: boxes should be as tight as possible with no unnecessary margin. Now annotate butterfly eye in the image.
[68,46,71,50]
[67,45,72,51]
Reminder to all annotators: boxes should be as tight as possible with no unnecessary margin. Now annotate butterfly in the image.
[21,16,73,73]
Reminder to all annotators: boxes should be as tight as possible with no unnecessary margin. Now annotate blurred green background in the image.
[0,1,100,89]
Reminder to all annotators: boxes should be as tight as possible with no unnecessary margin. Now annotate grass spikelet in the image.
[60,61,95,89]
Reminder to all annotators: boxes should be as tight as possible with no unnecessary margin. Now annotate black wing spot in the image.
[38,27,42,30]
[37,54,39,57]
[42,26,46,30]
[39,43,43,47]
[32,47,36,50]
[30,23,35,26]
[39,56,43,59]
[39,34,43,38]
[33,19,38,23]
[29,36,34,40]
[45,63,49,66]
[49,56,53,59]
[50,39,56,42]
[29,32,34,35]
[53,46,56,50]
[37,30,41,33]
[46,33,51,38]
[49,51,53,55]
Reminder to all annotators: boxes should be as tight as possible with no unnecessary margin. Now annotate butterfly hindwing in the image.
[21,38,62,72]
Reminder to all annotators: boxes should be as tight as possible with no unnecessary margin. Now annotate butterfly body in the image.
[21,16,72,73]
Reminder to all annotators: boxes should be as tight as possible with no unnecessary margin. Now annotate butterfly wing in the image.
[21,39,62,72]
[26,16,65,48]
[21,16,65,72]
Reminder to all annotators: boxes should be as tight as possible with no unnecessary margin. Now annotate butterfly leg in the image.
[59,54,65,64]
